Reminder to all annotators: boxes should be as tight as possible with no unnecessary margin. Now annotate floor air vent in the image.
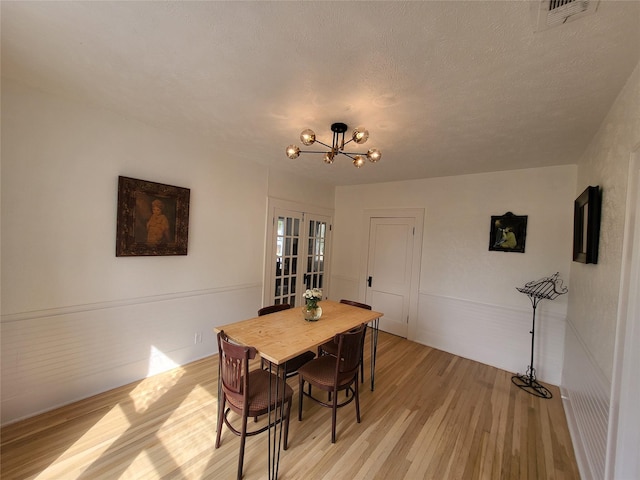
[531,0,599,32]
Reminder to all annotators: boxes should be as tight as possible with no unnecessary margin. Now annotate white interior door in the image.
[365,217,415,337]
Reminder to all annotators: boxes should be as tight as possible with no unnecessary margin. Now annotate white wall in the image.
[267,168,334,210]
[562,62,640,480]
[0,80,334,424]
[568,63,640,384]
[332,165,576,384]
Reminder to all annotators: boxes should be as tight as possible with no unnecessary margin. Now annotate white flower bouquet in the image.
[303,288,323,309]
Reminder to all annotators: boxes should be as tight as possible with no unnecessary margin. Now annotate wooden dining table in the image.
[214,299,383,480]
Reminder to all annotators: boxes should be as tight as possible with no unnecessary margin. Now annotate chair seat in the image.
[297,356,354,390]
[226,369,293,416]
[286,350,317,372]
[263,350,316,377]
[318,340,338,356]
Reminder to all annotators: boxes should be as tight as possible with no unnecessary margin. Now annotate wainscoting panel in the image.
[0,284,261,425]
[561,321,611,480]
[328,275,361,305]
[413,293,567,385]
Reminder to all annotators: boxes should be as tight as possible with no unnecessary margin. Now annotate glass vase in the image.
[302,304,322,321]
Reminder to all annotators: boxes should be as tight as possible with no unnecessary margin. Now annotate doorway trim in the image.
[358,208,424,340]
[606,145,640,479]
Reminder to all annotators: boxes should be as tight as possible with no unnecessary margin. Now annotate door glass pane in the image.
[273,214,302,306]
[305,218,327,296]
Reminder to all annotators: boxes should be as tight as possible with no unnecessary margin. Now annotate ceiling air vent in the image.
[531,0,599,32]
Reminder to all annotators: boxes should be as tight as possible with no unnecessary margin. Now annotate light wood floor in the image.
[1,332,580,479]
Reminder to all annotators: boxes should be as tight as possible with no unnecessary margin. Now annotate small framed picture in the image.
[489,212,527,253]
[116,176,190,256]
[573,185,601,264]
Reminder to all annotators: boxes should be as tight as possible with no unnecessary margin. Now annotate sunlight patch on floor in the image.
[34,404,131,479]
[147,345,180,376]
[155,384,217,478]
[130,346,185,413]
[122,449,155,479]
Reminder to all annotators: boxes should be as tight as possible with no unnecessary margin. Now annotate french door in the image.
[265,200,332,307]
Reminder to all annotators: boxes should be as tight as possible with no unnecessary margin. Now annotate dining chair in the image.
[258,304,316,378]
[317,299,371,383]
[297,323,367,443]
[216,331,293,480]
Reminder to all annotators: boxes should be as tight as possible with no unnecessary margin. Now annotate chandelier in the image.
[285,122,382,168]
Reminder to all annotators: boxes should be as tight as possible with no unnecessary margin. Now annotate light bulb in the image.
[367,148,381,163]
[323,152,334,164]
[300,129,316,146]
[286,145,300,159]
[353,155,365,168]
[352,127,369,144]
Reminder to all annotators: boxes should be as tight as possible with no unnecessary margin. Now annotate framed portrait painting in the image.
[489,212,527,253]
[116,176,190,256]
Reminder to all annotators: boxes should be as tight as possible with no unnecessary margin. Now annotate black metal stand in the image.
[511,272,568,399]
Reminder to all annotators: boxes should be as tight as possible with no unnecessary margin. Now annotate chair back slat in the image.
[258,303,291,316]
[339,299,372,310]
[221,354,243,394]
[217,331,256,395]
[335,324,366,374]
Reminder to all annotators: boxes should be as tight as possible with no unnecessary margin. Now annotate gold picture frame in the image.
[116,176,190,256]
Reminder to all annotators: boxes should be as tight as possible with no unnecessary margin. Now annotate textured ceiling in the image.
[2,1,639,186]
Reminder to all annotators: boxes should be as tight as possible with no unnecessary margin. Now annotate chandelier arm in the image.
[341,138,355,149]
[313,139,333,150]
[298,150,337,154]
[342,151,370,157]
[297,150,369,157]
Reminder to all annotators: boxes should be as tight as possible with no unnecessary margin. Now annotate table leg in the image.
[267,362,287,480]
[370,318,379,391]
[217,359,222,429]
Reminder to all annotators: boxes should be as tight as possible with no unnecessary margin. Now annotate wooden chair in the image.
[258,304,316,378]
[257,303,291,317]
[297,323,367,443]
[317,299,371,383]
[215,331,293,480]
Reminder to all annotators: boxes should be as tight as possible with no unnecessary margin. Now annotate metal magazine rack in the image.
[511,272,568,399]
